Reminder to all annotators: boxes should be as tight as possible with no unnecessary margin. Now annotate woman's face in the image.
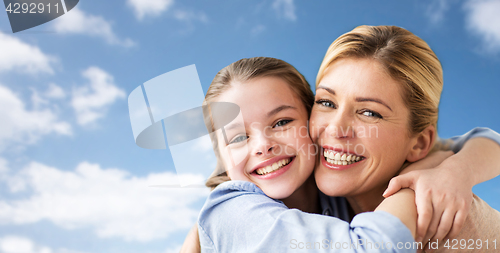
[215,76,316,199]
[310,57,416,197]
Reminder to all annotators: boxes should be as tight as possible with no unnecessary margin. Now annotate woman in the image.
[310,25,500,252]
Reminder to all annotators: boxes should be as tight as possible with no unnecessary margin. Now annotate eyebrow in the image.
[267,105,296,117]
[317,86,392,112]
[355,97,393,111]
[317,86,335,95]
[224,122,244,131]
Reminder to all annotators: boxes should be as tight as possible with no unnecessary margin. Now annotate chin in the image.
[262,186,294,200]
[315,169,351,196]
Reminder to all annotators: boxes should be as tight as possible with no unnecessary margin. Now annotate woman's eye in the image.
[315,99,336,108]
[230,135,248,144]
[274,119,292,128]
[360,110,383,119]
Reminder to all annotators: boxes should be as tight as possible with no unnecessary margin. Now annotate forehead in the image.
[216,76,306,117]
[320,58,404,100]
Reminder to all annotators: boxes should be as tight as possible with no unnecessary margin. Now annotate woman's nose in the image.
[325,110,354,139]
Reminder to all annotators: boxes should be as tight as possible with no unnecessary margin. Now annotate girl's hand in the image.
[383,151,473,247]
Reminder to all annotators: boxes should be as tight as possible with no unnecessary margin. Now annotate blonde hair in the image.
[204,57,315,189]
[317,25,443,135]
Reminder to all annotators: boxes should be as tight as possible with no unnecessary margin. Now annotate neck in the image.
[280,175,320,214]
[345,182,388,214]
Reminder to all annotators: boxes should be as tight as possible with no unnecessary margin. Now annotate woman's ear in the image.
[406,125,436,162]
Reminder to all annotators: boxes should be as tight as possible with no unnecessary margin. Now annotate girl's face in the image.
[215,76,315,200]
[310,58,415,197]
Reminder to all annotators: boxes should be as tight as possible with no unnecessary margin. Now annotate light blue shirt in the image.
[198,181,416,252]
[445,127,500,153]
[197,127,500,252]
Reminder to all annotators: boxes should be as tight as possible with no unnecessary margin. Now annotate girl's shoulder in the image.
[198,180,286,224]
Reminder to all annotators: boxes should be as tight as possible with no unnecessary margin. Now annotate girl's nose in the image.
[251,133,278,156]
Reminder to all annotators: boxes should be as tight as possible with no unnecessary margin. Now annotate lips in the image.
[250,155,295,179]
[254,158,292,175]
[321,146,365,169]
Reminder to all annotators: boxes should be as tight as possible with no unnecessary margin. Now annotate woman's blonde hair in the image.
[204,57,314,189]
[317,25,443,136]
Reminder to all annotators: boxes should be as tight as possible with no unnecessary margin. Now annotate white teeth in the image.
[272,163,278,170]
[255,158,291,175]
[329,152,335,159]
[323,150,363,166]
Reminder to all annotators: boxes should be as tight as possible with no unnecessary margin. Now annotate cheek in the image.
[308,111,325,141]
[225,162,247,181]
[288,127,315,156]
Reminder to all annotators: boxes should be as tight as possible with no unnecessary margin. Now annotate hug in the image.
[181,25,500,253]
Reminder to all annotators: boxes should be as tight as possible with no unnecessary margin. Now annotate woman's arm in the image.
[180,224,200,253]
[383,128,500,245]
[452,137,500,185]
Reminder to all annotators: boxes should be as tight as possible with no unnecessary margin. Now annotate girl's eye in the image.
[360,110,383,119]
[230,135,248,144]
[315,99,336,108]
[274,119,292,128]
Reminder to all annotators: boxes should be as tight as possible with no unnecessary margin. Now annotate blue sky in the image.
[0,0,499,252]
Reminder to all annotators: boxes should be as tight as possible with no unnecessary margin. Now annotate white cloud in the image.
[464,0,500,53]
[45,83,66,99]
[0,235,89,253]
[272,0,297,21]
[0,236,50,253]
[164,245,181,253]
[251,25,266,36]
[173,9,209,23]
[71,67,125,126]
[0,32,56,74]
[30,84,65,110]
[426,0,451,24]
[52,8,134,47]
[0,85,71,151]
[127,0,174,20]
[0,161,209,242]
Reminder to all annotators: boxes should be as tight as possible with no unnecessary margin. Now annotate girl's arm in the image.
[180,224,200,253]
[375,188,417,238]
[383,128,500,245]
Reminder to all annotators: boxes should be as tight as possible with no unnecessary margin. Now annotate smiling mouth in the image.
[323,149,365,166]
[255,158,293,175]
